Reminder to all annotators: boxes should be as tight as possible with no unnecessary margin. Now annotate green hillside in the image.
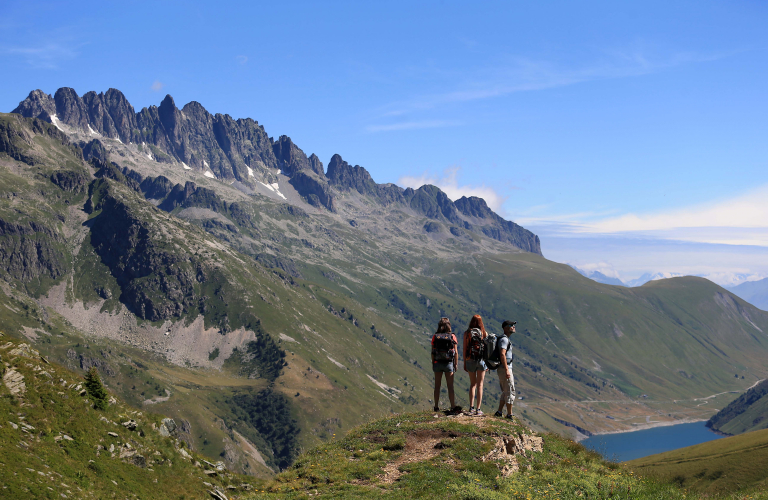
[0,333,258,498]
[628,428,768,496]
[3,109,768,476]
[707,379,768,435]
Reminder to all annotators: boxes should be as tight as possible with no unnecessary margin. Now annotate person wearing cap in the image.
[494,320,517,419]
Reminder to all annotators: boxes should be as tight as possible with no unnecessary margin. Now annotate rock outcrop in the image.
[455,196,541,254]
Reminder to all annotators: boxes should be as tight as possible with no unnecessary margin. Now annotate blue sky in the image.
[2,0,768,285]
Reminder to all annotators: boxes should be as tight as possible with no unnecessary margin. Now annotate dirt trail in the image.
[381,430,446,484]
[380,412,543,483]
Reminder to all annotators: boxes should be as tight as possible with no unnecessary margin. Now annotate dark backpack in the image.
[432,332,455,362]
[483,334,501,369]
[467,328,484,360]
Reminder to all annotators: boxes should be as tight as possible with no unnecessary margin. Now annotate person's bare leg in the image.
[468,371,477,408]
[445,372,456,408]
[475,370,486,410]
[433,371,443,409]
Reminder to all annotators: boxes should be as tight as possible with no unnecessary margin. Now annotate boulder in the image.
[122,419,138,431]
[158,418,177,437]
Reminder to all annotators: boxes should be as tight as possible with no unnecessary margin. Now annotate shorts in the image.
[433,361,455,373]
[497,368,516,405]
[465,358,487,371]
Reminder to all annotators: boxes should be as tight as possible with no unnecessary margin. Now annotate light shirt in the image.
[498,334,513,365]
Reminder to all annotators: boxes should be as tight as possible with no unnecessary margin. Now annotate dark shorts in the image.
[433,361,455,373]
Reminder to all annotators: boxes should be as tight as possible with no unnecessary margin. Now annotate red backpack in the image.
[467,328,484,360]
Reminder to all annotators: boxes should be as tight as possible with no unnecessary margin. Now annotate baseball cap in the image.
[502,320,517,328]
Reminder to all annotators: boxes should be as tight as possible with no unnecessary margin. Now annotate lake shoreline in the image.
[580,420,725,462]
[575,417,711,442]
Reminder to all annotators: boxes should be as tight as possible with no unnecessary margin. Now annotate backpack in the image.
[432,332,456,362]
[483,334,501,369]
[467,328,484,360]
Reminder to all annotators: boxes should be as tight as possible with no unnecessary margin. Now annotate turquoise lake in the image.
[581,421,724,462]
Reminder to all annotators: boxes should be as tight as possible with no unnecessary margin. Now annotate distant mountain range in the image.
[726,278,768,311]
[573,266,768,312]
[568,267,685,288]
[569,266,626,286]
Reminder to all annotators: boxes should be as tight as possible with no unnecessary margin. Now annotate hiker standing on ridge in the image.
[463,315,488,416]
[431,317,460,414]
[494,320,516,419]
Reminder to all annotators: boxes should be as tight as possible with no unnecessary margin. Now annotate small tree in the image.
[84,367,109,410]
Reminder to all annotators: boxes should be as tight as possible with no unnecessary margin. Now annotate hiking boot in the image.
[505,414,514,420]
[449,406,462,415]
[494,410,503,417]
[467,406,475,415]
[475,409,484,417]
[433,406,440,412]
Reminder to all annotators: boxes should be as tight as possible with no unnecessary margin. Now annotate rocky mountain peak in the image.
[454,196,494,219]
[53,87,89,130]
[325,154,377,195]
[406,184,462,225]
[12,90,55,120]
[273,135,313,176]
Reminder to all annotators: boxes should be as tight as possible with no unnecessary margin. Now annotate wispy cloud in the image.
[151,81,164,92]
[236,55,248,65]
[366,119,461,133]
[399,167,506,211]
[2,41,80,69]
[377,45,729,117]
[523,184,768,247]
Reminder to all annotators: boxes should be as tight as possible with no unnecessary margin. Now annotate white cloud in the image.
[236,55,248,65]
[366,120,460,133]
[398,167,506,211]
[590,185,768,232]
[151,81,164,92]
[520,184,768,248]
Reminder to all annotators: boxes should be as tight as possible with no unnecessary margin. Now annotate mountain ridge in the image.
[706,379,768,435]
[12,88,541,255]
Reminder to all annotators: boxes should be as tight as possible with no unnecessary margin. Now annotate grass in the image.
[236,411,694,500]
[628,428,768,497]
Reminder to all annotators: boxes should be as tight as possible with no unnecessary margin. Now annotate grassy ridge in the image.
[628,428,768,496]
[707,379,768,435]
[236,410,697,500]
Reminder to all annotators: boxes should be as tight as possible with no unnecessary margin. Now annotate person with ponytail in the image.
[463,314,488,416]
